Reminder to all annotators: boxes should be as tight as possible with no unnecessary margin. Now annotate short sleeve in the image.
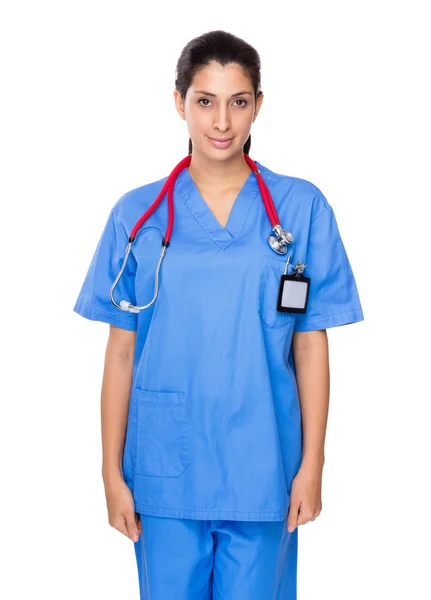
[73,207,138,331]
[294,205,364,332]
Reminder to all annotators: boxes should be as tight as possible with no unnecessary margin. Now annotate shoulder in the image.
[104,174,170,237]
[257,161,331,222]
[111,175,169,220]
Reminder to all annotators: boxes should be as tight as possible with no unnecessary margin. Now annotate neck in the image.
[187,149,251,189]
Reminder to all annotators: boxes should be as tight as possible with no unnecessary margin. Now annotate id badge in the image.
[276,259,310,314]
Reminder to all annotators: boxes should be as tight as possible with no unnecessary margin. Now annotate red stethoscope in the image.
[109,154,298,313]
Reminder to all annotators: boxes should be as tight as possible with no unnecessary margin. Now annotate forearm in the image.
[101,335,135,481]
[292,330,330,469]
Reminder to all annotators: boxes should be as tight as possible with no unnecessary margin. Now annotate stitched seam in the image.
[212,575,227,599]
[75,301,137,324]
[310,205,331,225]
[297,308,362,323]
[230,184,260,239]
[134,503,288,515]
[176,176,233,250]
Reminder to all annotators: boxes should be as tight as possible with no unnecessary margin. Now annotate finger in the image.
[287,502,300,532]
[124,511,140,542]
[297,512,309,526]
[111,516,130,539]
[136,513,143,534]
[298,507,318,526]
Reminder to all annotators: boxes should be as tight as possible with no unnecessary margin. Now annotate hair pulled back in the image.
[174,30,262,156]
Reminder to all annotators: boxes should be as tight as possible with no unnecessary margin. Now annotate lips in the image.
[207,136,234,149]
[208,137,232,142]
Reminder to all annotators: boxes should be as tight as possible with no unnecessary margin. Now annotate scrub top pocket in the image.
[133,388,190,478]
[258,254,295,329]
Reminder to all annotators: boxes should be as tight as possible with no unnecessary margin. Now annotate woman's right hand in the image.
[104,473,142,542]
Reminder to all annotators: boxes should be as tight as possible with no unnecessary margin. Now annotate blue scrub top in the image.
[73,160,364,521]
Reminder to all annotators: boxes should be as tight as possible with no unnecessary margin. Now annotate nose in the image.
[213,106,231,133]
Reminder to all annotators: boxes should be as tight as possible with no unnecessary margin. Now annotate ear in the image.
[253,93,264,122]
[173,90,186,121]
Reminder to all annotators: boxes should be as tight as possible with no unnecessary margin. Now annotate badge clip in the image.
[277,257,310,314]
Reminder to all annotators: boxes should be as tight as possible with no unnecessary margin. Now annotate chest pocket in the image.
[258,254,295,328]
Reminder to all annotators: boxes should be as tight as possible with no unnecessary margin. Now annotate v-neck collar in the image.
[176,160,261,250]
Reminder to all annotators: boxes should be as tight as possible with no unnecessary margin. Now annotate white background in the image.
[1,1,430,598]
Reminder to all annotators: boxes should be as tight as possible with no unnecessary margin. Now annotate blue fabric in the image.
[73,160,364,521]
[73,207,139,332]
[134,515,297,599]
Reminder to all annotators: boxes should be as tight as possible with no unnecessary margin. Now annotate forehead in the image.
[191,61,252,92]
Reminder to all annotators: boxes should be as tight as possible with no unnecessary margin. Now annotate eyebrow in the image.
[193,90,253,97]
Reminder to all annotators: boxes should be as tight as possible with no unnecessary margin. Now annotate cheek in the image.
[239,109,254,128]
[186,106,208,133]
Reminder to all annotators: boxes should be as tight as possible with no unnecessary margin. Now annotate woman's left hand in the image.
[286,463,323,532]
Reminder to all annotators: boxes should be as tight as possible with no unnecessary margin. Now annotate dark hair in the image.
[174,30,262,156]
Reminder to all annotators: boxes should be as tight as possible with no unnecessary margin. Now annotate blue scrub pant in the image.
[134,514,297,599]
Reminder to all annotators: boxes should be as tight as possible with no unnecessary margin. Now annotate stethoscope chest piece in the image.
[268,225,294,255]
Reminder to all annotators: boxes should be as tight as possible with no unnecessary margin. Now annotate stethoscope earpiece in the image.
[120,300,140,313]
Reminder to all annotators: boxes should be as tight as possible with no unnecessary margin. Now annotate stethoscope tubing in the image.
[128,154,279,243]
[110,154,291,313]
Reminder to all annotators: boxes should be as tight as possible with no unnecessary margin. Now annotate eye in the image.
[197,98,248,107]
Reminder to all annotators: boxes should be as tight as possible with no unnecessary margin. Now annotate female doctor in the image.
[73,30,364,600]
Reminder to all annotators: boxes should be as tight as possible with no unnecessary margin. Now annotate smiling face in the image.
[174,61,263,161]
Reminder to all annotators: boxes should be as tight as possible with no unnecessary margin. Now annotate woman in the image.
[73,30,364,600]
